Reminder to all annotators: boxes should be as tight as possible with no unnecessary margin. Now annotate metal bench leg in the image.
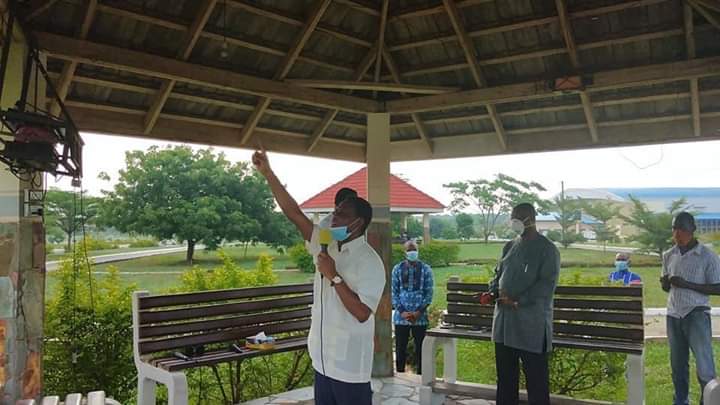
[138,377,157,405]
[626,351,644,405]
[167,372,189,405]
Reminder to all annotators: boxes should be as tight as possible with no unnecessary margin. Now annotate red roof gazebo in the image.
[300,167,445,241]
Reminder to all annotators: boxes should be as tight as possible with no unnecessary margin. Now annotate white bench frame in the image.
[419,333,645,405]
[133,291,189,405]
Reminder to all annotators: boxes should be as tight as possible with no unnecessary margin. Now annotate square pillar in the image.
[366,113,393,377]
[423,213,431,244]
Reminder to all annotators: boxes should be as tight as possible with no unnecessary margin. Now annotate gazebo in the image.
[0,0,719,402]
[299,167,445,243]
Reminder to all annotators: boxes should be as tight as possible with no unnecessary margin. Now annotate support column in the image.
[366,113,393,377]
[423,213,431,245]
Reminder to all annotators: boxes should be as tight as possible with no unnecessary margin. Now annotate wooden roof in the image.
[20,0,720,162]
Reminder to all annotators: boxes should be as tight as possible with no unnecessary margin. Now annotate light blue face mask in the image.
[406,251,419,261]
[615,260,629,272]
[330,226,351,241]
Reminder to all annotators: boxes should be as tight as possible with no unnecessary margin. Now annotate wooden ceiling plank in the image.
[685,3,702,137]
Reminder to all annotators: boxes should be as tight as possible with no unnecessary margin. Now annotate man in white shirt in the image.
[317,187,358,228]
[252,149,385,405]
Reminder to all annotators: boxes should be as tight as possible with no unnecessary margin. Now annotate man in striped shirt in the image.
[661,212,720,405]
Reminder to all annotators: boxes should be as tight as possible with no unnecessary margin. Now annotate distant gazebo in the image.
[300,167,445,243]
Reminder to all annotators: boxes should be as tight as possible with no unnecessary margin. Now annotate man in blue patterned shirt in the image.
[392,240,434,374]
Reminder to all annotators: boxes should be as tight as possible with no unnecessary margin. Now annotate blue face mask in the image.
[615,261,629,272]
[406,251,419,261]
[330,226,351,241]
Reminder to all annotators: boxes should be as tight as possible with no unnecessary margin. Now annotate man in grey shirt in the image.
[662,212,720,405]
[479,203,560,405]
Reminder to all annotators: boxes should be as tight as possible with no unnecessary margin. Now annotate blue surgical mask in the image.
[330,226,351,241]
[615,261,629,272]
[406,251,419,262]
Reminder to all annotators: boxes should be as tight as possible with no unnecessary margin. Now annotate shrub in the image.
[288,243,315,273]
[392,244,406,265]
[177,249,278,292]
[81,236,118,251]
[128,238,158,248]
[418,242,460,267]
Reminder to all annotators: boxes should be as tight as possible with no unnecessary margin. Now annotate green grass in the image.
[437,340,720,403]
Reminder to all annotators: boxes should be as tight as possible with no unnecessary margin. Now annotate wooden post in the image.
[423,213,431,245]
[366,113,393,377]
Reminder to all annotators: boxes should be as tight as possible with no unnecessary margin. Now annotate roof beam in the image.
[22,0,60,20]
[333,0,381,16]
[685,3,702,137]
[383,48,433,153]
[307,43,377,152]
[373,0,389,98]
[49,0,97,116]
[36,31,380,113]
[443,0,506,150]
[555,0,598,143]
[240,0,332,144]
[688,0,720,30]
[287,80,459,94]
[385,56,720,113]
[143,0,217,134]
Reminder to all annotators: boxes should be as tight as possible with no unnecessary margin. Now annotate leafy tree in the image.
[101,146,290,264]
[621,196,689,256]
[581,201,620,251]
[444,174,547,243]
[441,226,459,240]
[455,213,475,240]
[430,216,454,239]
[45,188,102,251]
[551,194,582,248]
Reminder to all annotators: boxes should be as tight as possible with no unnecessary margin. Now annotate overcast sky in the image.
[48,132,720,212]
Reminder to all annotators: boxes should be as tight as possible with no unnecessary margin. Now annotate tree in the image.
[551,194,582,248]
[429,216,453,239]
[45,188,102,251]
[621,196,689,257]
[582,201,620,251]
[391,214,423,239]
[455,213,475,240]
[444,174,547,243]
[101,146,288,264]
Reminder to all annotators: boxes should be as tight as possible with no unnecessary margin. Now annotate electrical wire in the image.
[618,145,665,170]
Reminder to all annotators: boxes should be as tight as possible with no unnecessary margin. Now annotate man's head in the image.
[510,203,537,234]
[404,240,419,261]
[615,252,630,262]
[331,196,373,240]
[334,187,358,207]
[672,211,696,247]
[615,252,630,271]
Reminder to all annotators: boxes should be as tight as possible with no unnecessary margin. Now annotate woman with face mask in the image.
[391,239,434,374]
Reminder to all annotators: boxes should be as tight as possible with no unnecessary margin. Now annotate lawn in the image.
[436,340,719,403]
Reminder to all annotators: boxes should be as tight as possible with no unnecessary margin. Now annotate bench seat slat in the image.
[139,283,314,309]
[139,319,311,354]
[447,293,642,311]
[447,283,642,298]
[447,303,644,325]
[139,294,313,324]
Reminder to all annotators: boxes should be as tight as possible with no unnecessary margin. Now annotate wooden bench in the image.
[132,283,313,405]
[420,277,644,405]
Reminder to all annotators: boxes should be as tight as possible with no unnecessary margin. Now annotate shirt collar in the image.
[339,235,365,252]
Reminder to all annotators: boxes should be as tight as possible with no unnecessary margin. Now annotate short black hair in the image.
[513,202,537,220]
[344,196,373,233]
[334,187,358,207]
[673,211,696,232]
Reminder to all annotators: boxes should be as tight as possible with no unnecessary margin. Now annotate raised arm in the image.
[252,149,313,241]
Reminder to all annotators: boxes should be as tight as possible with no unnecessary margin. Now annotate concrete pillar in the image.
[312,213,319,224]
[423,213,431,245]
[401,213,408,233]
[366,113,393,377]
[0,10,47,402]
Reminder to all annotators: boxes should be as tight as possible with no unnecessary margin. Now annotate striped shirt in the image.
[662,242,720,318]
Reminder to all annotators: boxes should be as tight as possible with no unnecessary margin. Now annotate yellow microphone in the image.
[319,228,332,254]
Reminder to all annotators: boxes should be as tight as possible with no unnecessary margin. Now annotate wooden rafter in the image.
[688,0,720,29]
[382,48,433,153]
[307,43,377,152]
[373,0,389,98]
[239,0,332,144]
[442,0,507,150]
[48,0,97,116]
[287,80,458,94]
[22,0,61,20]
[36,32,380,113]
[555,0,599,143]
[685,2,702,137]
[144,0,217,134]
[333,0,381,16]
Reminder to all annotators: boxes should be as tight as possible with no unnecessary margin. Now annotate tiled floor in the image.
[240,373,492,404]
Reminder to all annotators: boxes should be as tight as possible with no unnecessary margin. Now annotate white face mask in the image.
[510,218,526,234]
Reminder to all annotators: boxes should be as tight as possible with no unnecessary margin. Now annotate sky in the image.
[47,132,720,212]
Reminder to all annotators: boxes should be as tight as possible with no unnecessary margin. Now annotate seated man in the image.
[608,253,642,286]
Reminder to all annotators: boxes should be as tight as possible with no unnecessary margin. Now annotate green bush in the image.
[177,249,278,291]
[419,242,460,267]
[44,250,136,403]
[392,244,406,265]
[288,243,315,273]
[81,236,118,251]
[128,238,158,248]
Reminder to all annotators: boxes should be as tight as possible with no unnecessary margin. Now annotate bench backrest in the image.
[132,283,314,358]
[444,282,644,345]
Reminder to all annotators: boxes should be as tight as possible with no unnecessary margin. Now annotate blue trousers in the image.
[667,308,717,405]
[314,370,372,405]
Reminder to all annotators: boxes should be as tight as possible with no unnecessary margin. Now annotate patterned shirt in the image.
[662,242,720,318]
[608,269,642,285]
[391,260,434,326]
